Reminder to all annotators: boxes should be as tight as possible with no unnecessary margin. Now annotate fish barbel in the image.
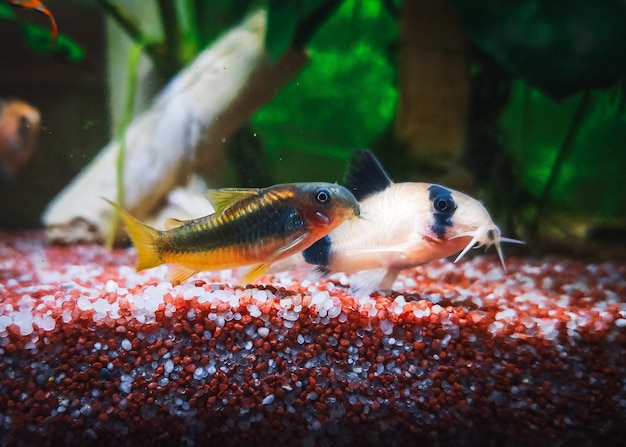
[107,182,360,284]
[299,150,523,296]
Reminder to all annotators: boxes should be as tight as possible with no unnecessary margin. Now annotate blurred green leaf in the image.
[448,0,626,99]
[266,0,341,59]
[193,0,258,46]
[501,81,626,218]
[19,22,85,62]
[1,3,84,63]
[266,0,299,59]
[0,3,16,19]
[253,0,398,181]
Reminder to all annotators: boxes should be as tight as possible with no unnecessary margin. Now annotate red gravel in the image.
[1,231,626,446]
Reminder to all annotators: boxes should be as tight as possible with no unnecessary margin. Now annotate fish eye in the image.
[315,188,331,204]
[433,195,454,213]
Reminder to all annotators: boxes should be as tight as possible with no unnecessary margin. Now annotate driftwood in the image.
[43,10,308,244]
[393,0,472,190]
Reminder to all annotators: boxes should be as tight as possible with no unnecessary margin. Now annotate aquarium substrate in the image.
[1,231,625,446]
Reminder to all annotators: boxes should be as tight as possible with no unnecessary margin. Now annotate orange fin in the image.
[206,188,260,214]
[103,198,162,271]
[270,232,309,260]
[240,264,271,284]
[9,0,58,43]
[239,233,309,285]
[164,217,191,230]
[168,264,198,284]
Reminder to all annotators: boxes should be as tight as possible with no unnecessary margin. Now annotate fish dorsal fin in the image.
[343,149,393,201]
[206,188,261,214]
[164,217,191,230]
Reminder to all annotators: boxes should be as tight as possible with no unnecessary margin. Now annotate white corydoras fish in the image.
[300,149,522,296]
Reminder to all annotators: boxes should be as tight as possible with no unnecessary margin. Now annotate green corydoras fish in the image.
[108,183,360,283]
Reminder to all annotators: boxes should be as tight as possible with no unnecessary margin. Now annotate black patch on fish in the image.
[303,235,331,267]
[429,185,456,239]
[283,210,305,233]
[343,149,392,201]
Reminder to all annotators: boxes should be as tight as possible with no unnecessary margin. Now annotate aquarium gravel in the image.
[1,231,626,446]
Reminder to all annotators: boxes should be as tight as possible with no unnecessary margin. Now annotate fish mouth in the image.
[449,224,524,272]
[342,203,361,222]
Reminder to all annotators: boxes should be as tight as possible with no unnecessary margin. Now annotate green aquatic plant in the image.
[501,84,626,239]
[0,2,84,62]
[447,0,626,240]
[95,0,345,82]
[13,0,622,244]
[252,0,399,181]
[105,42,144,249]
[99,0,626,243]
[447,0,626,100]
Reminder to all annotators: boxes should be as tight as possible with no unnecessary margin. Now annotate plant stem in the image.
[95,0,172,77]
[106,42,144,248]
[95,0,145,43]
[539,91,591,204]
[156,0,184,72]
[528,91,591,238]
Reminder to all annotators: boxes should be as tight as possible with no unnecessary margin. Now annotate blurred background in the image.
[1,0,625,253]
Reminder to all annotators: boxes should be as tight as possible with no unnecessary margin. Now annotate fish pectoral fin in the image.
[239,234,311,285]
[164,217,191,230]
[206,188,260,214]
[267,253,307,274]
[270,232,310,261]
[379,268,401,291]
[348,268,399,299]
[168,265,198,284]
[310,265,331,280]
[240,264,271,284]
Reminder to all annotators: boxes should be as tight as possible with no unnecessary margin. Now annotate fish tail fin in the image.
[104,198,162,271]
